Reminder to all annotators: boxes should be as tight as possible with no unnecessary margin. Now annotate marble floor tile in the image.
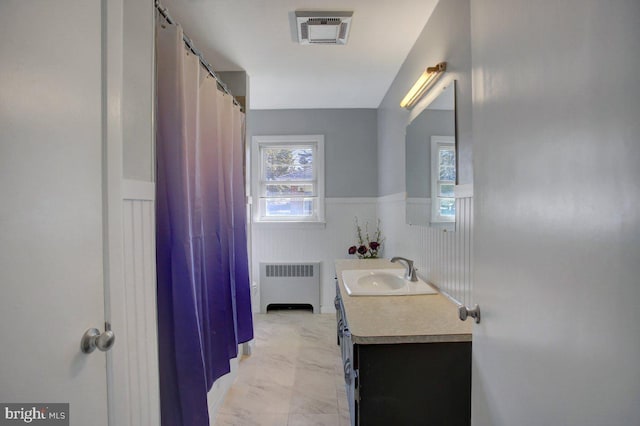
[336,386,350,418]
[288,389,339,415]
[217,378,293,415]
[287,413,340,426]
[215,412,289,426]
[255,353,298,386]
[215,311,344,425]
[338,409,352,426]
[293,367,337,396]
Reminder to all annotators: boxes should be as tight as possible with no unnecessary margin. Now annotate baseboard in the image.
[321,305,336,314]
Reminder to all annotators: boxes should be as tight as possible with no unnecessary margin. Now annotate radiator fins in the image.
[265,263,315,278]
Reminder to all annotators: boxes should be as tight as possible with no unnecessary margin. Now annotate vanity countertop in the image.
[335,259,472,344]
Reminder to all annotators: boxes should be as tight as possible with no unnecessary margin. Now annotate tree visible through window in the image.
[253,135,324,222]
[263,146,313,216]
[431,136,455,222]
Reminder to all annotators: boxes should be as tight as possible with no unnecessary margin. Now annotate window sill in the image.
[430,221,455,232]
[252,221,327,230]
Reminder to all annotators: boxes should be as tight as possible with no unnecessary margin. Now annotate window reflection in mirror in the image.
[405,81,456,227]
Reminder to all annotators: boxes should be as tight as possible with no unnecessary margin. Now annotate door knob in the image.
[458,304,481,324]
[81,322,115,354]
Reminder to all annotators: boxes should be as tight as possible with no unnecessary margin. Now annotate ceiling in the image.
[160,0,439,110]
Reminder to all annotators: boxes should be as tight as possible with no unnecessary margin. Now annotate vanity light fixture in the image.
[400,62,447,109]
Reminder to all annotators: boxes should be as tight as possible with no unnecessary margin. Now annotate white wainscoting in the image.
[377,186,474,306]
[111,180,160,426]
[251,197,379,314]
[252,193,474,313]
[452,186,474,306]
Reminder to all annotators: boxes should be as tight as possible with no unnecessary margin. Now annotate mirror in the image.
[405,80,456,226]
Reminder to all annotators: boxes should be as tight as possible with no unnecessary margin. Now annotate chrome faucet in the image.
[390,257,418,282]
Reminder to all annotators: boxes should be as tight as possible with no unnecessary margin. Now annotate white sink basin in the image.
[341,269,438,296]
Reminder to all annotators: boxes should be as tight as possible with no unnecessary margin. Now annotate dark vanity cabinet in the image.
[335,281,471,426]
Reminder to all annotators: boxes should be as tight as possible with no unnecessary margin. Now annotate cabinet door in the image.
[357,342,471,426]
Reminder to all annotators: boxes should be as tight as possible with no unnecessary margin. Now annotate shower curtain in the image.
[155,20,253,426]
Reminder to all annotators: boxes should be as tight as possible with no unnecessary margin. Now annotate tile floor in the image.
[214,310,350,426]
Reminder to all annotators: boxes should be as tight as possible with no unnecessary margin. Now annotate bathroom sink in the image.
[341,269,438,296]
[357,272,406,291]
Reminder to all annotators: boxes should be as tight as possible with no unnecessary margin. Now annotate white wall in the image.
[470,0,640,425]
[378,191,474,307]
[252,199,378,313]
[117,2,161,424]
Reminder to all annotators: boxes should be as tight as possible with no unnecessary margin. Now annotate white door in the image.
[0,1,118,424]
[470,2,640,425]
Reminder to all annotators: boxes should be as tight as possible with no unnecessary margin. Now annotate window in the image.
[252,135,324,223]
[431,136,456,223]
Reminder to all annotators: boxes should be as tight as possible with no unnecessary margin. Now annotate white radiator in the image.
[259,262,320,313]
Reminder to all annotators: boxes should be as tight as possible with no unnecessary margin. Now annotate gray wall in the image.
[217,71,248,97]
[248,109,378,197]
[218,71,249,116]
[378,0,472,195]
[405,109,455,198]
[122,0,154,181]
[470,1,640,425]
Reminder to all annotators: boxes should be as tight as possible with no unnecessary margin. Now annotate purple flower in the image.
[357,245,368,255]
[369,241,379,250]
[348,246,357,255]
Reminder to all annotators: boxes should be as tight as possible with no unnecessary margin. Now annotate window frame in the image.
[252,134,325,224]
[430,136,456,224]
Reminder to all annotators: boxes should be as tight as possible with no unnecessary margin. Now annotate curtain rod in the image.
[155,1,241,108]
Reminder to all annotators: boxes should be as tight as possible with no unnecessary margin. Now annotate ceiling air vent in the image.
[295,11,353,45]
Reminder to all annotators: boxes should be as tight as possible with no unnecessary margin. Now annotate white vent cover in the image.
[295,11,353,45]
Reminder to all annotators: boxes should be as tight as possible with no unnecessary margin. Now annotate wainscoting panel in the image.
[453,191,474,306]
[378,188,473,307]
[118,191,160,426]
[253,193,473,312]
[251,198,379,313]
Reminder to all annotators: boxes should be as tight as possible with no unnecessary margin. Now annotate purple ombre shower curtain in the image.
[155,20,253,426]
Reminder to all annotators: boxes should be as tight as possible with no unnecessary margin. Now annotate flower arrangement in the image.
[347,218,384,259]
